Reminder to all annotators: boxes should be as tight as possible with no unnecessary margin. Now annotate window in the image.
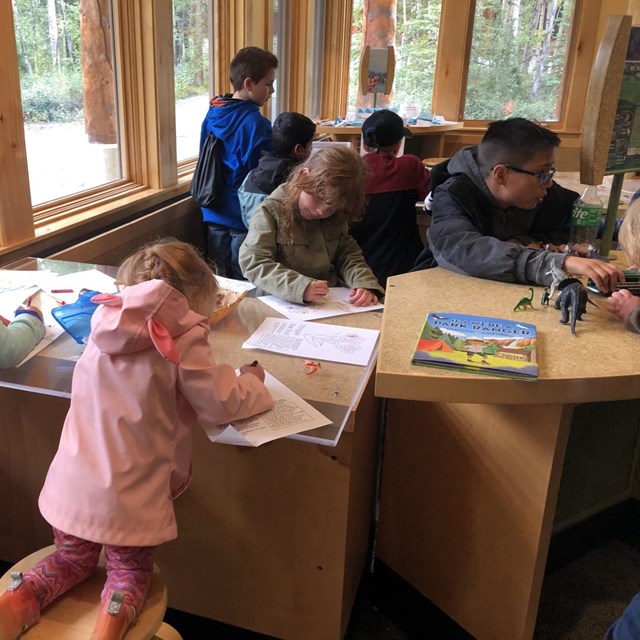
[13,0,122,206]
[464,0,576,121]
[173,0,210,162]
[348,0,443,118]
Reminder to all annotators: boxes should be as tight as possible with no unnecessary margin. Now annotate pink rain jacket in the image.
[39,279,273,547]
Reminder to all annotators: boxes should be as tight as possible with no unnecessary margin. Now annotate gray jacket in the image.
[415,147,577,286]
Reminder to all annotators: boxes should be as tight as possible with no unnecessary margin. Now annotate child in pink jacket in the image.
[0,240,273,640]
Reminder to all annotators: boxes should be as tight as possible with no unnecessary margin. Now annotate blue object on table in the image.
[51,289,101,344]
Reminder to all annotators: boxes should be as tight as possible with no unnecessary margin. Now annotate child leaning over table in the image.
[607,200,640,333]
[238,146,384,305]
[0,239,273,640]
[0,303,45,368]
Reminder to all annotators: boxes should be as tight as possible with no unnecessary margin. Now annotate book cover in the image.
[412,313,538,380]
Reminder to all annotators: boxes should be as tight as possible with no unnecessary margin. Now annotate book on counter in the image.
[412,312,538,380]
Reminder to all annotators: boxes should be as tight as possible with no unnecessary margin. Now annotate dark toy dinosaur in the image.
[554,278,598,335]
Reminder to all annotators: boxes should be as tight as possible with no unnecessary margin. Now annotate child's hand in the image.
[24,305,44,321]
[606,289,640,321]
[349,288,378,307]
[563,256,624,293]
[0,315,10,327]
[240,362,266,382]
[303,280,329,302]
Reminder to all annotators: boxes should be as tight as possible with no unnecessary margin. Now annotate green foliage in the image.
[21,71,84,123]
[349,0,575,122]
[13,0,209,123]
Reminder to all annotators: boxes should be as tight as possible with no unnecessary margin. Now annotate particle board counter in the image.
[375,267,640,640]
[0,258,383,640]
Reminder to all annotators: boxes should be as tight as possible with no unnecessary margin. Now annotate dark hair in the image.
[229,47,278,91]
[477,117,560,176]
[272,112,317,157]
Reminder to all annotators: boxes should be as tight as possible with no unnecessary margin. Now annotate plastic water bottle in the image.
[569,185,603,247]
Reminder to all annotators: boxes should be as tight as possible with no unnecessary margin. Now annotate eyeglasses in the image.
[504,165,556,186]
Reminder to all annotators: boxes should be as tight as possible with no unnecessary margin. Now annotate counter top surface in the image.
[376,266,640,405]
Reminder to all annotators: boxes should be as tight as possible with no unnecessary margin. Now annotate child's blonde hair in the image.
[282,146,367,226]
[619,200,640,266]
[117,239,218,315]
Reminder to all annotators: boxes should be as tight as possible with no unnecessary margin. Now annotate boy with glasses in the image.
[413,117,623,293]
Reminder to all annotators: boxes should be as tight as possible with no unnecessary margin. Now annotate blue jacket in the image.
[198,97,273,231]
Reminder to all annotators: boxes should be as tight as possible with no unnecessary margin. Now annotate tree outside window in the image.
[173,0,210,162]
[348,0,442,118]
[464,0,576,121]
[13,0,121,206]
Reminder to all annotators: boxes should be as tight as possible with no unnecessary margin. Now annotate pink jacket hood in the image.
[90,279,205,363]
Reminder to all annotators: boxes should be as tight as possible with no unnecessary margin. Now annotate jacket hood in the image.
[203,98,259,142]
[89,280,207,363]
[447,146,497,205]
[247,154,297,194]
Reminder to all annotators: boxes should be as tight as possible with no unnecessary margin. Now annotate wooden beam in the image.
[0,3,35,246]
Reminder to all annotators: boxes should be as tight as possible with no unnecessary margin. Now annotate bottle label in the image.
[571,203,601,227]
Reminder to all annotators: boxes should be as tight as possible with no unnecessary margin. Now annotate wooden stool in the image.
[422,156,449,167]
[0,546,183,640]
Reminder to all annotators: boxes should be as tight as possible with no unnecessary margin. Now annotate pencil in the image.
[51,288,74,293]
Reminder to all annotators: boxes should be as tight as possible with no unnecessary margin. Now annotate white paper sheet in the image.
[206,371,331,446]
[242,317,379,366]
[258,287,383,321]
[213,275,256,293]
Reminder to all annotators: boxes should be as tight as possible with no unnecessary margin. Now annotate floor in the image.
[2,502,639,639]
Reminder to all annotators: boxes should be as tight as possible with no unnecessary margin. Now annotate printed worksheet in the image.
[242,317,379,366]
[206,372,331,446]
[258,287,383,321]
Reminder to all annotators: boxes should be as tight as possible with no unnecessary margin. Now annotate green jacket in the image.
[239,186,384,303]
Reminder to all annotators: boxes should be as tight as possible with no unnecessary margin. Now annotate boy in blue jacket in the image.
[198,46,278,279]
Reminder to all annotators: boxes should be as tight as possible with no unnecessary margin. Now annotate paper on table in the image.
[206,371,332,446]
[44,269,117,303]
[242,317,379,366]
[214,275,256,293]
[258,287,383,321]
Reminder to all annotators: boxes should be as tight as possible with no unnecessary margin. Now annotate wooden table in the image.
[375,267,640,640]
[315,121,463,158]
[0,258,383,640]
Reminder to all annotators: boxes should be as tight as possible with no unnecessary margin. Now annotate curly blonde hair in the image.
[117,239,218,316]
[620,200,640,267]
[277,146,367,246]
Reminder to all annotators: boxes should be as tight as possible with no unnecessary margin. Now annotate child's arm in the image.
[0,308,46,368]
[607,289,640,333]
[238,204,317,303]
[177,328,274,430]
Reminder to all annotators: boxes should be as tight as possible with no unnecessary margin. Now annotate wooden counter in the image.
[315,121,463,157]
[375,267,640,640]
[0,258,383,640]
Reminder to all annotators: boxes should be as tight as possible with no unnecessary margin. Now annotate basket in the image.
[209,288,247,326]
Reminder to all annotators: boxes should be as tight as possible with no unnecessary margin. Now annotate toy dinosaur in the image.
[514,287,534,311]
[554,278,598,335]
[546,264,568,299]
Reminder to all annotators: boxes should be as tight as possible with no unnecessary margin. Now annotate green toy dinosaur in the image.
[514,287,534,311]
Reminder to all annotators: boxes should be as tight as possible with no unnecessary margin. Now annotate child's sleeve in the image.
[176,327,274,431]
[624,303,640,334]
[238,204,315,303]
[0,313,46,368]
